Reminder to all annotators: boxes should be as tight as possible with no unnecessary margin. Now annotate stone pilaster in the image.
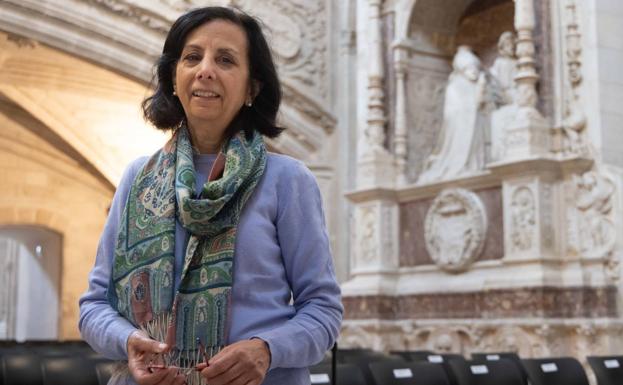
[502,0,549,161]
[393,43,409,186]
[357,0,395,190]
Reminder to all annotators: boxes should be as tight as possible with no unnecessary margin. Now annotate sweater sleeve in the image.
[78,157,148,360]
[252,160,344,369]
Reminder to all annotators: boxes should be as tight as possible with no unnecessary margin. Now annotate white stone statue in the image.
[490,31,517,105]
[418,46,487,183]
[489,31,519,162]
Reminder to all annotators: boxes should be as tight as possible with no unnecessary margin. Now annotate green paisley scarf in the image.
[108,125,266,354]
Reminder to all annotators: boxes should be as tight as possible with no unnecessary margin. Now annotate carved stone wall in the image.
[400,187,503,267]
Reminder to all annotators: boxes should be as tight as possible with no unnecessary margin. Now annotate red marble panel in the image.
[399,187,504,267]
[343,286,618,320]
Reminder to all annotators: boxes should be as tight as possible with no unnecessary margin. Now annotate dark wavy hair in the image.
[142,6,284,139]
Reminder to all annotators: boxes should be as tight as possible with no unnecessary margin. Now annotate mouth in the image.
[192,90,220,99]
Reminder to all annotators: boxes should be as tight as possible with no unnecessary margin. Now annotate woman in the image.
[79,6,343,385]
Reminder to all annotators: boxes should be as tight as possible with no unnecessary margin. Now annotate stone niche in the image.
[405,0,515,183]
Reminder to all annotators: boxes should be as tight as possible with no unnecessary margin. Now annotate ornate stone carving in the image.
[232,0,328,99]
[489,31,518,162]
[498,0,549,161]
[352,202,398,271]
[358,205,377,266]
[510,186,536,252]
[85,0,172,33]
[568,171,616,260]
[559,0,590,157]
[340,319,623,359]
[424,189,487,272]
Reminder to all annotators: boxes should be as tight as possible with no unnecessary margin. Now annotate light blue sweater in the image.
[79,152,343,385]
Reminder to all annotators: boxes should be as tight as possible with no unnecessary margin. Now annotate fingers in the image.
[199,339,269,385]
[129,330,168,355]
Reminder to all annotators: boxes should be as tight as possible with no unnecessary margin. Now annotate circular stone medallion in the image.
[424,188,487,272]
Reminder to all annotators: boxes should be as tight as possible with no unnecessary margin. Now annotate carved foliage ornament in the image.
[510,186,536,253]
[424,189,487,272]
[231,0,328,98]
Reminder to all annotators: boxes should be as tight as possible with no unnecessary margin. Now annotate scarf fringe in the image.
[139,312,224,384]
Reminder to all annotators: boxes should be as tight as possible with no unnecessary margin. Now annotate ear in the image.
[249,79,262,100]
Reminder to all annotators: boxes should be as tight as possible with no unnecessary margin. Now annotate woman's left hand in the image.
[197,339,271,385]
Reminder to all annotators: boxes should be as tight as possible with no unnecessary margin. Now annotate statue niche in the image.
[418,46,489,183]
[418,31,519,182]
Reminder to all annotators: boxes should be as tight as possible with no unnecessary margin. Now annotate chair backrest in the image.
[342,353,405,385]
[42,356,99,385]
[587,356,623,385]
[310,363,368,385]
[405,353,465,385]
[1,353,44,385]
[390,351,435,362]
[448,359,524,385]
[369,361,450,385]
[471,352,528,385]
[521,357,589,385]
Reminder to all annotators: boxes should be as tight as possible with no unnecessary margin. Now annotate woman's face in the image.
[174,20,251,136]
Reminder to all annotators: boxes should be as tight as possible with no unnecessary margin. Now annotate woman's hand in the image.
[127,330,186,385]
[197,339,271,385]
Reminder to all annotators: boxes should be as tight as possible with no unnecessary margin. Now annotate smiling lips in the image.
[192,90,220,99]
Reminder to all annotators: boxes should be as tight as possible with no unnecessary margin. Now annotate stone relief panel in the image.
[424,188,487,272]
[566,171,616,261]
[340,319,623,358]
[405,66,447,182]
[232,0,329,101]
[509,186,536,253]
[352,202,398,271]
[400,187,503,267]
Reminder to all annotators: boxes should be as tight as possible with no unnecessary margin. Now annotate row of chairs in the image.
[0,341,115,385]
[311,349,623,385]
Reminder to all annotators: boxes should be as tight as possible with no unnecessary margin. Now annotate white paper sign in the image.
[393,368,414,378]
[604,359,620,369]
[486,355,500,361]
[310,373,330,384]
[428,355,444,363]
[471,365,489,375]
[541,363,558,373]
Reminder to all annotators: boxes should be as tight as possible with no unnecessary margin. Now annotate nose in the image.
[197,57,216,80]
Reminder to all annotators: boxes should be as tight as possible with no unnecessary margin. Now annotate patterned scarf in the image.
[109,125,266,356]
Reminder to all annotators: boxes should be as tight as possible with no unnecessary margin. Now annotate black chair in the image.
[1,353,44,385]
[521,357,589,385]
[340,350,405,385]
[405,353,465,385]
[369,361,450,385]
[310,363,367,385]
[448,359,524,385]
[587,355,623,385]
[471,352,528,385]
[42,356,99,385]
[390,351,435,362]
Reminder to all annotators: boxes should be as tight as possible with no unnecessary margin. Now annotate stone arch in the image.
[0,207,71,237]
[0,1,335,166]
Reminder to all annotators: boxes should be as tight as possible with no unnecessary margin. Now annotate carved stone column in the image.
[503,0,549,160]
[357,0,395,189]
[393,43,409,186]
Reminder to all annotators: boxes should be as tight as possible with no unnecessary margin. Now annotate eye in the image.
[183,53,201,62]
[217,55,235,65]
